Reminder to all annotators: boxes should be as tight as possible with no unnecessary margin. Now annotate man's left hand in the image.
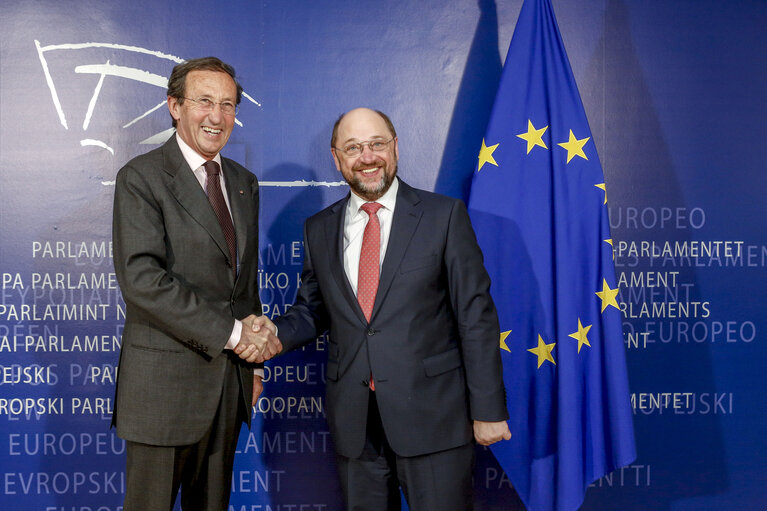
[473,420,512,446]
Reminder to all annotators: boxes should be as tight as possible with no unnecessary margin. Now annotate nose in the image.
[207,104,225,123]
[359,143,377,161]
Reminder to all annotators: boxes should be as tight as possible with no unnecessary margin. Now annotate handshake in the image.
[234,315,282,363]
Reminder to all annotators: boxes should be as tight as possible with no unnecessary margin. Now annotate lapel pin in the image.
[239,190,244,195]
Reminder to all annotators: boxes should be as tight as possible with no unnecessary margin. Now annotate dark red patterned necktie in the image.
[358,202,383,321]
[203,160,237,276]
[358,202,382,390]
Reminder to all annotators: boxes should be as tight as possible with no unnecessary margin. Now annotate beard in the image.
[349,161,397,201]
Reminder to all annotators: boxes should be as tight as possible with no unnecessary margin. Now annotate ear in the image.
[393,137,399,160]
[330,148,342,171]
[167,96,181,123]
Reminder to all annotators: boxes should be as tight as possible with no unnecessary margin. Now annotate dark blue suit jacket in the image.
[275,178,508,458]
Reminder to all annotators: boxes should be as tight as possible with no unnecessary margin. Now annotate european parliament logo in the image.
[33,40,347,189]
[34,41,262,160]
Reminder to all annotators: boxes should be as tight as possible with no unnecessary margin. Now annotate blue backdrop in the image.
[1,1,765,510]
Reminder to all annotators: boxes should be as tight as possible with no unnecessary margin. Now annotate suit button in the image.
[367,328,375,336]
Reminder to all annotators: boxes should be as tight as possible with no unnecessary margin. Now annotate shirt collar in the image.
[175,133,222,172]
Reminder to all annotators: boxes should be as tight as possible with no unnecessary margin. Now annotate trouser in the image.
[336,390,475,511]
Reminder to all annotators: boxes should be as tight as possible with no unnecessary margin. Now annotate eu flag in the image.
[467,1,636,510]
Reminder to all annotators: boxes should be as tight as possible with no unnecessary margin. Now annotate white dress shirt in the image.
[343,178,399,294]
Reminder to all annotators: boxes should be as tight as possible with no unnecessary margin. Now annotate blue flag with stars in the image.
[467,0,636,510]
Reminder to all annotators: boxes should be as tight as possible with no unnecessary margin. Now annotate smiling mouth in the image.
[202,126,222,135]
[359,167,380,174]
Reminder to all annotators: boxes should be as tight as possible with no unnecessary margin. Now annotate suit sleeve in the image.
[444,199,509,421]
[112,163,234,358]
[273,222,330,351]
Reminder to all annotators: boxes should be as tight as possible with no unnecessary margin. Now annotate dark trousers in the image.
[336,391,475,511]
[123,357,245,511]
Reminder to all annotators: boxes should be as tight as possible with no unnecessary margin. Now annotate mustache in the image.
[352,160,387,171]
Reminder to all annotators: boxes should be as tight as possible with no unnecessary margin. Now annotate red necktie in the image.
[358,202,382,391]
[358,202,383,321]
[203,161,237,276]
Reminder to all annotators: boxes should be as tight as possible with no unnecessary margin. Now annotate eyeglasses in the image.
[335,137,394,157]
[182,97,239,116]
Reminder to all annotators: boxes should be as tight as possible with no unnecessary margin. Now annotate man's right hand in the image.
[235,315,282,363]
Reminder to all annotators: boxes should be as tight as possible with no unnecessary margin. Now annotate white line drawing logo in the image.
[35,40,345,188]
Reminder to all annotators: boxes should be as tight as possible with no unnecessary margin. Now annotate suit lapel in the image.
[164,137,231,263]
[371,180,422,321]
[324,195,367,323]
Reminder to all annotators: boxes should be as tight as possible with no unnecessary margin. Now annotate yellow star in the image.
[595,183,607,204]
[595,278,620,312]
[477,138,499,171]
[558,130,590,163]
[516,120,548,154]
[500,330,512,352]
[568,318,592,353]
[527,334,556,368]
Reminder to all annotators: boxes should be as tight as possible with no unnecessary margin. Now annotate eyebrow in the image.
[195,93,236,102]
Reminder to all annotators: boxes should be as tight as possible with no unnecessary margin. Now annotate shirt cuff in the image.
[225,319,242,350]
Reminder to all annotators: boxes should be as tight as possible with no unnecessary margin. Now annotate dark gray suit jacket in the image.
[274,178,508,458]
[112,135,261,446]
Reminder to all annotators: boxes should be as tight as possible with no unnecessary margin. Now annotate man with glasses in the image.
[250,108,511,510]
[112,57,278,510]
